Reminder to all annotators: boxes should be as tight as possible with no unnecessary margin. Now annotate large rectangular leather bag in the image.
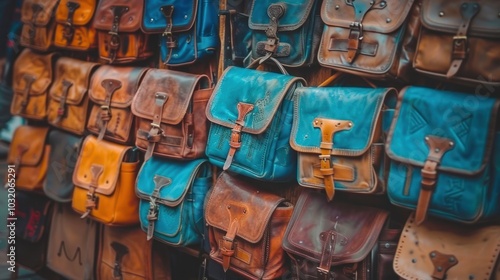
[282,189,393,280]
[47,57,100,135]
[386,86,500,225]
[141,0,219,66]
[72,135,141,226]
[205,66,305,182]
[290,86,397,201]
[53,0,98,51]
[394,213,500,280]
[87,65,148,144]
[413,0,500,87]
[11,49,56,121]
[131,68,213,160]
[20,0,59,51]
[136,156,211,246]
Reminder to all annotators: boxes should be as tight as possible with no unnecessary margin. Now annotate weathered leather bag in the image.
[394,213,500,280]
[413,0,500,87]
[93,0,153,64]
[386,86,500,225]
[72,135,141,226]
[206,66,305,181]
[290,86,397,201]
[141,0,219,66]
[11,49,56,121]
[131,68,212,160]
[206,172,294,280]
[20,0,59,51]
[136,157,211,246]
[54,0,98,51]
[7,125,50,192]
[282,189,393,280]
[87,65,148,144]
[47,57,99,135]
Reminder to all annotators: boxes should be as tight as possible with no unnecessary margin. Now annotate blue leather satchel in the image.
[386,86,500,224]
[136,157,212,246]
[205,66,306,182]
[141,0,219,66]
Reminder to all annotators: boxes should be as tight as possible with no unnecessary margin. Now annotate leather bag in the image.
[11,49,56,121]
[394,213,500,280]
[131,68,212,160]
[87,65,148,144]
[290,86,397,201]
[386,86,500,225]
[47,57,100,135]
[72,135,141,226]
[54,0,98,51]
[136,157,211,246]
[205,66,306,182]
[282,189,392,280]
[413,0,500,87]
[206,171,294,280]
[20,0,59,51]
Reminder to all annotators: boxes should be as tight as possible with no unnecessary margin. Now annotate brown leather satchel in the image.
[394,213,500,280]
[413,0,500,87]
[11,49,56,121]
[131,68,213,160]
[87,65,148,144]
[20,0,59,51]
[47,57,99,135]
[54,0,98,51]
[93,0,153,64]
[205,172,294,280]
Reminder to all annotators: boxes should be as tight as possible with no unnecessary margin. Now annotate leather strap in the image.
[317,230,336,280]
[146,175,171,240]
[81,165,103,219]
[12,145,28,179]
[446,2,480,78]
[62,1,80,44]
[161,5,176,64]
[429,250,458,279]
[97,79,122,141]
[223,102,254,170]
[28,4,43,44]
[345,0,376,63]
[107,6,129,63]
[54,79,73,124]
[18,75,35,112]
[145,92,168,160]
[221,203,247,272]
[111,242,129,280]
[312,163,354,182]
[264,3,285,55]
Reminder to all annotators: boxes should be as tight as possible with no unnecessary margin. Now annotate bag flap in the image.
[283,189,388,265]
[321,0,414,33]
[21,0,59,26]
[72,135,132,195]
[56,0,97,25]
[290,87,397,156]
[142,0,197,32]
[206,172,285,244]
[386,86,499,175]
[248,0,316,31]
[15,191,52,243]
[394,213,500,280]
[49,57,99,105]
[8,125,49,167]
[421,0,500,38]
[89,65,147,108]
[13,49,54,96]
[131,68,209,125]
[206,66,305,134]
[93,0,143,31]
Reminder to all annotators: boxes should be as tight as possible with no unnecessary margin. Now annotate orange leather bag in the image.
[20,0,59,51]
[54,0,98,51]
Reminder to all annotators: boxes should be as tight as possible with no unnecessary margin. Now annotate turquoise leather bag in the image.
[386,86,500,224]
[136,157,212,246]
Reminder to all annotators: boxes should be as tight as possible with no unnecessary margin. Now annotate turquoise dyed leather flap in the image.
[386,86,500,224]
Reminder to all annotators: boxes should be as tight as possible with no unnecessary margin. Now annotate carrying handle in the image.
[246,53,288,75]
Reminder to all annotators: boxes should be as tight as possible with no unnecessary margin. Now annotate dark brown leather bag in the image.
[131,68,213,160]
[87,65,148,144]
[206,172,294,280]
[20,0,59,51]
[54,0,98,51]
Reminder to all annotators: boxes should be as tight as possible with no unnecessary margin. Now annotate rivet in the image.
[430,252,436,258]
[411,259,417,263]
[184,15,188,19]
[439,11,445,17]
[449,257,455,262]
[348,122,353,127]
[299,240,303,244]
[227,205,231,209]
[449,142,454,147]
[469,275,475,280]
[150,18,154,22]
[380,1,386,7]
[437,266,443,272]
[435,148,440,153]
[335,5,340,10]
[384,242,390,248]
[369,1,374,5]
[243,209,247,213]
[256,190,260,194]
[425,136,429,141]
[386,18,391,23]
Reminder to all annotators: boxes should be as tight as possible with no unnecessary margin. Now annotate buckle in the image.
[147,199,158,221]
[349,22,363,41]
[317,267,330,276]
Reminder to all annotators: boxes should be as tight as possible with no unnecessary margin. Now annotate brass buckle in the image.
[349,22,364,41]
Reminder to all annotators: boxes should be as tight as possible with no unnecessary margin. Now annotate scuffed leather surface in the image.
[97,32,153,64]
[20,0,59,51]
[142,0,197,32]
[54,0,97,50]
[93,0,142,31]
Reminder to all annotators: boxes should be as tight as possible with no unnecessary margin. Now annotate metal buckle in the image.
[147,199,159,221]
[349,22,364,41]
[453,35,467,47]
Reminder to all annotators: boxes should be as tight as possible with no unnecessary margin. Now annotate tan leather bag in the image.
[54,0,98,51]
[20,0,59,51]
[72,135,140,226]
[47,57,99,135]
[394,213,500,280]
[87,65,148,144]
[11,49,56,121]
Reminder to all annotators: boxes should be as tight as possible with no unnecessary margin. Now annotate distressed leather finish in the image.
[87,65,147,144]
[72,135,140,226]
[136,157,211,246]
[11,49,56,121]
[386,86,500,224]
[48,57,99,135]
[414,0,500,86]
[206,67,305,181]
[7,125,50,192]
[291,87,397,201]
[282,189,389,280]
[97,225,172,280]
[394,213,500,280]
[20,0,59,51]
[206,172,293,280]
[54,0,98,51]
[131,68,212,160]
